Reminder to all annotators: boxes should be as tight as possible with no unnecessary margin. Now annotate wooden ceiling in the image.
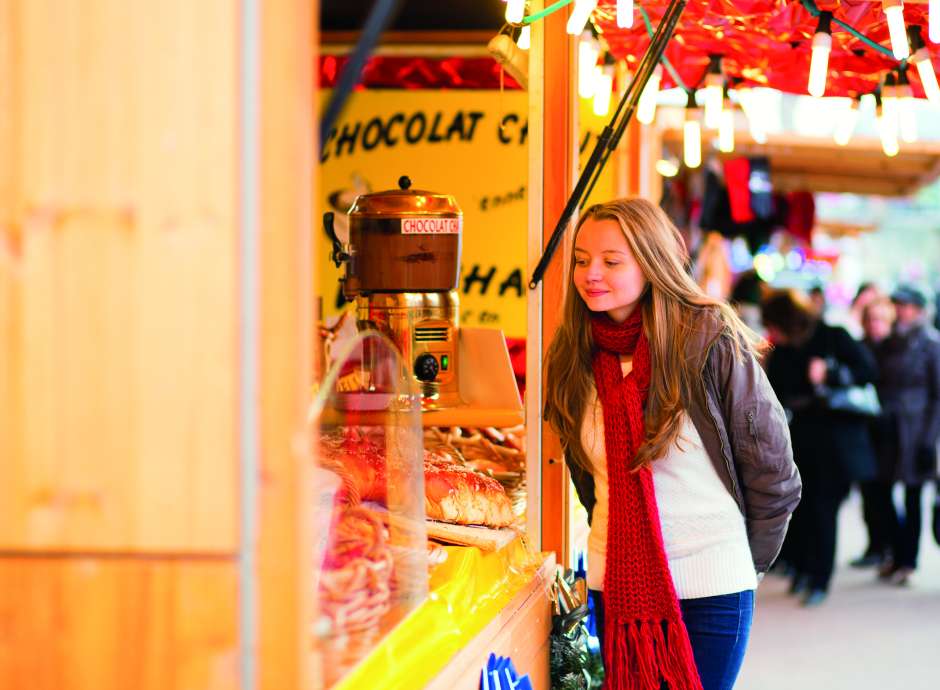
[661,131,940,197]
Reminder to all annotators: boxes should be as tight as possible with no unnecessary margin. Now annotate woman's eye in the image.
[574,259,588,267]
[605,261,620,267]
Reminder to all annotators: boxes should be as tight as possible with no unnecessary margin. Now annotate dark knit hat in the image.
[890,284,927,308]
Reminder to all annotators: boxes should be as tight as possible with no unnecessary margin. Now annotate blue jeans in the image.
[589,589,755,690]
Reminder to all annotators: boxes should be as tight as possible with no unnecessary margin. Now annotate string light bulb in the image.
[910,26,940,106]
[718,87,735,153]
[808,12,833,98]
[655,158,680,177]
[505,0,525,25]
[703,56,724,129]
[636,64,662,124]
[567,0,598,35]
[593,63,614,116]
[896,68,918,142]
[617,0,634,28]
[883,0,910,60]
[833,96,860,146]
[517,25,530,50]
[578,33,600,99]
[876,91,900,157]
[684,91,702,169]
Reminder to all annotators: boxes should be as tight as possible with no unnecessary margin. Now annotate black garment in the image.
[765,322,878,591]
[766,322,879,482]
[859,479,893,558]
[894,483,926,569]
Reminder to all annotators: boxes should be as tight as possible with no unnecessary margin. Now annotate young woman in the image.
[543,199,801,690]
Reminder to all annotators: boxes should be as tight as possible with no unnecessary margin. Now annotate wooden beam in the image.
[771,172,911,196]
[538,2,574,567]
[257,0,315,687]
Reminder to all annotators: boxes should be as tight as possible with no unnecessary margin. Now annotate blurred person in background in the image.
[850,295,896,568]
[846,282,880,340]
[762,290,878,606]
[729,270,767,336]
[869,285,940,586]
[807,285,826,318]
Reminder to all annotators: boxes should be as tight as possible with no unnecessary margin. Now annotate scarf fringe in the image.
[602,618,703,690]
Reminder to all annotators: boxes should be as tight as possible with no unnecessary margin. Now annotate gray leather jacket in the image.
[564,314,801,574]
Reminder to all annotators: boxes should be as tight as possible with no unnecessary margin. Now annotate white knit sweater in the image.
[582,371,757,599]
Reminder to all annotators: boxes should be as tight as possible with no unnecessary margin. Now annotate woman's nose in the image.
[584,262,602,282]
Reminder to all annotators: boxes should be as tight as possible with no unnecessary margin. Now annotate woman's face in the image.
[573,218,649,323]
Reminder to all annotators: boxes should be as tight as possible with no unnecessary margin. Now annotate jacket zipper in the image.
[701,369,743,507]
[746,410,758,438]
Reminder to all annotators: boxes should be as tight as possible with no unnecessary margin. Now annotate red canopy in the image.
[595,0,934,97]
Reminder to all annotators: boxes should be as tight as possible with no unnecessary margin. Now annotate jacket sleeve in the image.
[709,336,802,573]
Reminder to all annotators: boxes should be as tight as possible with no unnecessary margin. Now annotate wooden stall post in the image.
[527,1,578,564]
[0,0,317,688]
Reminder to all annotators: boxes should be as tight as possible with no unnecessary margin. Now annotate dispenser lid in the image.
[348,176,462,218]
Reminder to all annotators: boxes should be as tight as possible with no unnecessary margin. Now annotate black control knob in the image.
[413,353,439,382]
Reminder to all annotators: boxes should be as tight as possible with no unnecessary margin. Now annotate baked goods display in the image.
[423,448,514,527]
[424,425,527,520]
[318,426,516,528]
[318,504,393,634]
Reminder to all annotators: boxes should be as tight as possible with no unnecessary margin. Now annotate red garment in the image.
[590,311,702,690]
[785,191,815,243]
[722,158,755,224]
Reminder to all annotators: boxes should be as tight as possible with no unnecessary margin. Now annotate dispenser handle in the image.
[323,212,349,268]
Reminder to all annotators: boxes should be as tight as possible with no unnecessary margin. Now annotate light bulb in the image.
[578,35,600,99]
[878,104,900,157]
[833,98,860,146]
[703,57,724,129]
[655,159,679,177]
[718,104,735,153]
[684,104,702,169]
[704,78,723,129]
[808,31,832,97]
[738,87,769,144]
[517,26,530,50]
[883,0,910,60]
[506,0,525,24]
[914,47,940,105]
[616,0,634,28]
[567,0,598,36]
[593,65,614,116]
[932,0,940,43]
[636,65,662,124]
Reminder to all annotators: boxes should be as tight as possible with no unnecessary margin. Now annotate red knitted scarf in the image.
[591,309,702,690]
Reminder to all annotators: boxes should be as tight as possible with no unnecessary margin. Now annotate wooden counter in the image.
[425,553,555,690]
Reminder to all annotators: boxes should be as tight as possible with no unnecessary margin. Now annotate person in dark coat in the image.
[851,296,896,568]
[762,290,878,606]
[869,285,940,585]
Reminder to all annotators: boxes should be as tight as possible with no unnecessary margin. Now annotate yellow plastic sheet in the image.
[335,537,546,690]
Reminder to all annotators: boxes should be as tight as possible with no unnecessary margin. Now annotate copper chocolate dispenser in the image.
[325,176,463,409]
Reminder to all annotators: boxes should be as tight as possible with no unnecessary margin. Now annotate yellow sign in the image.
[319,89,529,337]
[318,89,615,338]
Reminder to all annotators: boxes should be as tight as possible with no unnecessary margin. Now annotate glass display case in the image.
[310,329,428,687]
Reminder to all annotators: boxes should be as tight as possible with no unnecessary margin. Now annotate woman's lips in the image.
[585,289,608,297]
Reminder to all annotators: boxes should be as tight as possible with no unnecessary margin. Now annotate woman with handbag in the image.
[761,290,879,606]
[543,198,800,690]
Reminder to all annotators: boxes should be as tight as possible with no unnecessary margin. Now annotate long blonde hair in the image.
[543,198,762,472]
